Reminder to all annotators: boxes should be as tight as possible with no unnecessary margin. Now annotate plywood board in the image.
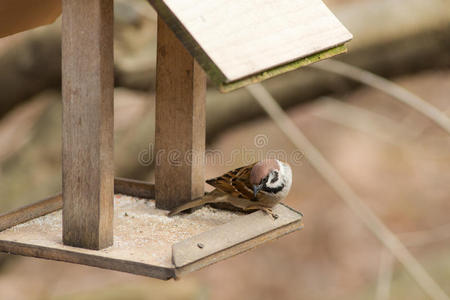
[148,0,352,84]
[219,45,347,93]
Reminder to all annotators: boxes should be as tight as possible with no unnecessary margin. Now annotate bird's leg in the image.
[244,205,278,220]
[261,207,279,220]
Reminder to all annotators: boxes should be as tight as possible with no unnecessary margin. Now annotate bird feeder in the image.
[0,0,351,279]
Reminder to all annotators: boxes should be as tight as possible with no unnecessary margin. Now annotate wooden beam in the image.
[61,0,114,250]
[155,17,207,210]
[114,177,155,199]
[0,194,62,232]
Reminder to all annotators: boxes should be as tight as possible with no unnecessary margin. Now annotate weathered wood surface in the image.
[0,194,62,231]
[0,193,302,280]
[172,204,303,270]
[0,194,184,278]
[0,241,174,279]
[175,220,303,277]
[0,178,155,232]
[155,17,206,210]
[148,0,352,83]
[114,177,155,199]
[61,0,114,250]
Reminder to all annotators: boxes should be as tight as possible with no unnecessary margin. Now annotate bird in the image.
[168,159,292,218]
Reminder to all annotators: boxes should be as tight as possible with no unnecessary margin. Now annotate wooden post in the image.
[62,0,114,250]
[155,17,207,210]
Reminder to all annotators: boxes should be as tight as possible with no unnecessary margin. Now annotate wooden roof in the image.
[0,0,352,92]
[148,0,352,91]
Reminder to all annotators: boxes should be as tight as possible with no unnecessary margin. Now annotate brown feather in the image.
[231,178,254,199]
[168,190,227,216]
[249,159,279,185]
[206,163,256,200]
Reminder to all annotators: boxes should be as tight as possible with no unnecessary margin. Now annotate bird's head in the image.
[250,159,291,198]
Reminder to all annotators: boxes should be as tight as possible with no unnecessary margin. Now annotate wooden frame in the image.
[0,0,356,280]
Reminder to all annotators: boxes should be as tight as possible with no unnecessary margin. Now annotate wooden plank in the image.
[172,204,303,269]
[0,194,62,231]
[61,0,114,250]
[114,177,155,199]
[175,221,302,278]
[147,0,352,84]
[155,17,206,210]
[0,240,174,280]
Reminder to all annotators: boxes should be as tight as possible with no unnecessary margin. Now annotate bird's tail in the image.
[168,190,226,217]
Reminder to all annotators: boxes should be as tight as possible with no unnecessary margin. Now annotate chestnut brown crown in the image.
[249,159,280,186]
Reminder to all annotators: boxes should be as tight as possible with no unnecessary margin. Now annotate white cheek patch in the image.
[265,173,280,188]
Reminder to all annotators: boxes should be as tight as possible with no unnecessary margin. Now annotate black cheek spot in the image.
[263,183,285,194]
[270,171,279,184]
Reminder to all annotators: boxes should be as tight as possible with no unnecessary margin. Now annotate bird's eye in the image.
[261,176,269,185]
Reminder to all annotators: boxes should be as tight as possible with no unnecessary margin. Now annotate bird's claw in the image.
[261,208,278,220]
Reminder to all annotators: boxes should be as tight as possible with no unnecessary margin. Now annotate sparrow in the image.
[168,159,292,218]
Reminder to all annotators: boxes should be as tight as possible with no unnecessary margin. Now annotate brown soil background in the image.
[0,70,448,300]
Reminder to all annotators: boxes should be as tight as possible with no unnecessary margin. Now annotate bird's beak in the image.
[253,184,263,198]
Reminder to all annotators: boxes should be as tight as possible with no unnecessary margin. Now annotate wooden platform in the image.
[0,180,303,279]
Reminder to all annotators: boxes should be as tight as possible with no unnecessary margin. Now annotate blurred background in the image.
[0,0,449,299]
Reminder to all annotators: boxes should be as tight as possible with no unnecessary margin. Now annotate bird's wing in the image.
[168,189,227,216]
[206,163,256,200]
